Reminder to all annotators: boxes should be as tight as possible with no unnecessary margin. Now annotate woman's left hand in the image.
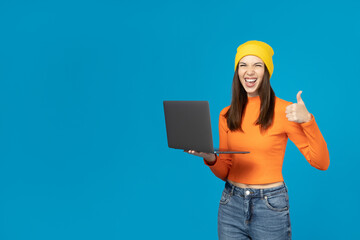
[285,91,312,123]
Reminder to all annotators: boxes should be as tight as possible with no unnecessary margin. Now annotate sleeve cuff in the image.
[300,113,315,127]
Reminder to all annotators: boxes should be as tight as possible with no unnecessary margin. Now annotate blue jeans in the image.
[218,181,291,240]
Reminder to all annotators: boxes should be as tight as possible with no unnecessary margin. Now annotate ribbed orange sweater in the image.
[204,96,330,184]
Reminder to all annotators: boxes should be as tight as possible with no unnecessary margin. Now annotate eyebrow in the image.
[239,62,264,65]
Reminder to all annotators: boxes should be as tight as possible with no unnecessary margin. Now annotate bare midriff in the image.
[227,179,284,189]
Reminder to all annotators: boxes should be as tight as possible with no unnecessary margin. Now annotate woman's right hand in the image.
[184,150,216,163]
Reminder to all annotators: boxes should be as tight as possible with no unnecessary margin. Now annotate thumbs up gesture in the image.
[285,91,312,123]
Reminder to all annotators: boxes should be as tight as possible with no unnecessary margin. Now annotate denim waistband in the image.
[224,181,288,198]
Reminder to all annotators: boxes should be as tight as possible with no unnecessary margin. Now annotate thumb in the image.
[296,91,303,104]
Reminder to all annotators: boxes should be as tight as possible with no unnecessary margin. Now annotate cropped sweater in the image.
[204,95,330,184]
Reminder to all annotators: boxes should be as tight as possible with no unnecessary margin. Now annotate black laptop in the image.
[163,101,250,154]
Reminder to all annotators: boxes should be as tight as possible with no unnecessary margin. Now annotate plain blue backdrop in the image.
[0,0,359,239]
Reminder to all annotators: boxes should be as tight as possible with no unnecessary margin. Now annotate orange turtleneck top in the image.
[204,96,330,184]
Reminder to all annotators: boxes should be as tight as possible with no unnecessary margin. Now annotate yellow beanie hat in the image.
[234,40,274,78]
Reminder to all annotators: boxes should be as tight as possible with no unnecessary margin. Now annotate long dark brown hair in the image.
[224,64,275,132]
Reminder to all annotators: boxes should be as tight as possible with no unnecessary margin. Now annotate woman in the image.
[185,40,330,240]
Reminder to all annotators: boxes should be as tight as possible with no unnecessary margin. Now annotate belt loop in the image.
[230,185,235,196]
[260,189,264,199]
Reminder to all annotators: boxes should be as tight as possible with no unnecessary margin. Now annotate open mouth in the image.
[245,78,257,87]
[245,78,257,83]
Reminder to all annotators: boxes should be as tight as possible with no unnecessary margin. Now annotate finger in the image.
[285,108,294,114]
[285,104,295,113]
[297,91,303,104]
[286,105,296,114]
[192,150,203,156]
[287,116,296,122]
[187,150,199,156]
[286,113,296,120]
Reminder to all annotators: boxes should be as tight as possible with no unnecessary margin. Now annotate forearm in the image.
[300,116,330,170]
[204,154,216,164]
[204,155,231,181]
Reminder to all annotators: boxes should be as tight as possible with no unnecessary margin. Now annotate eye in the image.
[256,64,263,67]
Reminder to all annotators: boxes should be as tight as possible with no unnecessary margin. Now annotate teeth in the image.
[245,78,257,83]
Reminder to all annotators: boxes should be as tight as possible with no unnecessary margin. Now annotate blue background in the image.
[0,0,358,239]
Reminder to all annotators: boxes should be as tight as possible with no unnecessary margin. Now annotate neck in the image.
[247,92,259,98]
[248,94,259,98]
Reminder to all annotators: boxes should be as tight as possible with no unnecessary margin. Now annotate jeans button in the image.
[245,190,250,196]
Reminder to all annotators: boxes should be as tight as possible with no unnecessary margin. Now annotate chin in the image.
[245,88,258,95]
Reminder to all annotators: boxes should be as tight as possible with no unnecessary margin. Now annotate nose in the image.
[246,67,255,75]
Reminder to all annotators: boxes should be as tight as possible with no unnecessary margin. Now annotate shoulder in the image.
[219,105,230,130]
[275,96,293,111]
[220,105,230,116]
